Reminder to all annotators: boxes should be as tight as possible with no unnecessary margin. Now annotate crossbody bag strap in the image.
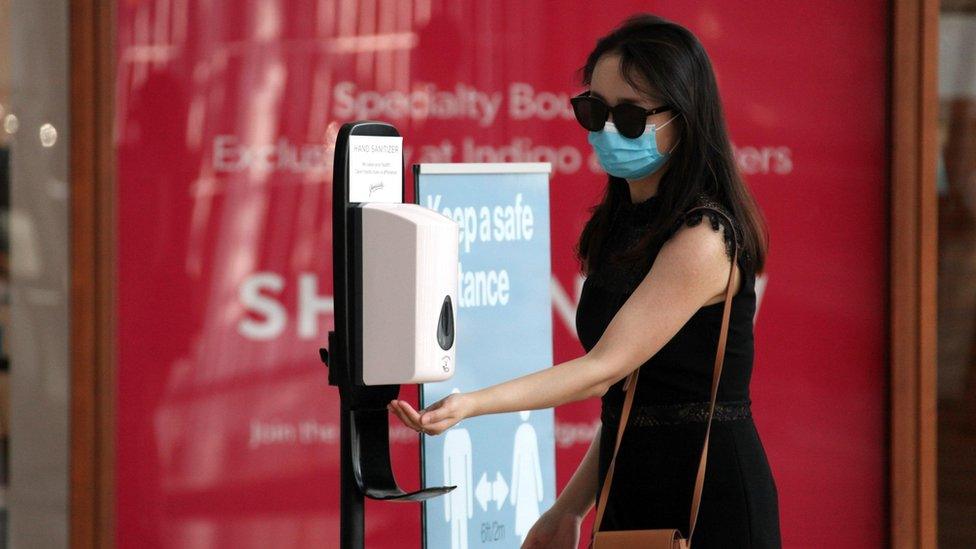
[685,206,738,543]
[590,205,739,546]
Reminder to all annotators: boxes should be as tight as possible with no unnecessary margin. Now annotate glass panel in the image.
[114,2,889,547]
[938,5,976,549]
[1,0,70,547]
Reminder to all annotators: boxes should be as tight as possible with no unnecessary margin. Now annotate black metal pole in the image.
[340,399,364,549]
[325,329,364,549]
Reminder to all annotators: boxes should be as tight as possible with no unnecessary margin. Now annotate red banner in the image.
[116,1,888,547]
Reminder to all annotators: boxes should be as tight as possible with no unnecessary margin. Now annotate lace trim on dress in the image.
[666,193,745,265]
[601,399,753,428]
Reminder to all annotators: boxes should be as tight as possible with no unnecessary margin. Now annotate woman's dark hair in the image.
[574,13,768,278]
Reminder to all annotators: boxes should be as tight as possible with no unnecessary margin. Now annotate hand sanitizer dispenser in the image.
[355,202,458,385]
[320,120,460,548]
[328,120,459,387]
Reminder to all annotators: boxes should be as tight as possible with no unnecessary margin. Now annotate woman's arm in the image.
[389,219,733,434]
[391,353,607,435]
[550,424,602,519]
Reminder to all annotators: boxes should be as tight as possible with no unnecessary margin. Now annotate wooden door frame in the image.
[69,0,115,547]
[889,0,939,547]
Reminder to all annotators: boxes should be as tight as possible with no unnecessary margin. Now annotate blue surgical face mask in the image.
[588,115,679,180]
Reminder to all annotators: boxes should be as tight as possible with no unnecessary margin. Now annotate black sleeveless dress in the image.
[575,191,782,548]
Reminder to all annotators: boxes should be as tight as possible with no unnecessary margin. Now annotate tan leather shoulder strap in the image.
[685,206,738,542]
[591,205,739,545]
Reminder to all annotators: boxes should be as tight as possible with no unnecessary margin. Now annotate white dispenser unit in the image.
[356,202,458,385]
[322,121,460,547]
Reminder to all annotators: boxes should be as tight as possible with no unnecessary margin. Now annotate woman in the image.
[389,13,781,548]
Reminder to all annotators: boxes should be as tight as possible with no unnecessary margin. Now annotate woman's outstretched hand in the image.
[387,392,474,436]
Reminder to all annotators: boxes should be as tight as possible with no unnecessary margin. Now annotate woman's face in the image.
[589,53,678,155]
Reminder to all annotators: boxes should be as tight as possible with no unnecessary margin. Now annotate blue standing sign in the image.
[414,163,556,549]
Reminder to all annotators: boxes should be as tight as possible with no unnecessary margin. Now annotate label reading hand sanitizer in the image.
[348,135,403,203]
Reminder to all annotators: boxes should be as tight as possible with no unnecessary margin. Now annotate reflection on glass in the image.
[0,2,10,547]
[38,124,56,148]
[4,0,70,546]
[938,6,976,549]
[0,127,9,549]
[1,116,15,136]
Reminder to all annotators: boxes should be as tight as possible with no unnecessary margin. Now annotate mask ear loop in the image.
[651,113,680,131]
[668,138,681,154]
[653,112,681,153]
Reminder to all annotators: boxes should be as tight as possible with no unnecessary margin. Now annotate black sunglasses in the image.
[570,92,675,139]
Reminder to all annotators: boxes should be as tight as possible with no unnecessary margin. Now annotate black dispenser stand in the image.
[319,121,456,549]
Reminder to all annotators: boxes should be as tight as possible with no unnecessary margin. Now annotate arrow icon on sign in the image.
[475,472,491,512]
[475,471,511,512]
[491,471,508,511]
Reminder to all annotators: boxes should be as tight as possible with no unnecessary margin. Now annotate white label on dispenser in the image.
[348,135,403,203]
